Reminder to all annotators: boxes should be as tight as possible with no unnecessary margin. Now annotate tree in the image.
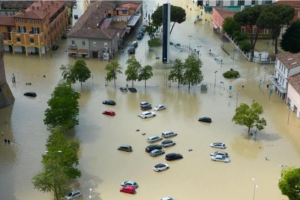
[145,23,157,40]
[60,65,76,84]
[32,129,81,200]
[232,102,267,135]
[151,5,186,34]
[234,6,264,61]
[182,54,203,89]
[168,59,184,88]
[257,4,294,54]
[71,59,91,85]
[44,82,80,131]
[279,166,300,200]
[125,56,141,87]
[138,65,153,87]
[222,17,240,36]
[105,61,122,86]
[280,21,300,54]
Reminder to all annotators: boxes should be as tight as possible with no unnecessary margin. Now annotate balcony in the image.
[269,76,287,93]
[69,44,77,50]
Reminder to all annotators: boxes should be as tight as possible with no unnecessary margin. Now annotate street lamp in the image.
[252,178,258,200]
[197,45,201,57]
[235,92,241,108]
[214,71,218,87]
[188,35,192,52]
[287,102,291,124]
[89,188,92,199]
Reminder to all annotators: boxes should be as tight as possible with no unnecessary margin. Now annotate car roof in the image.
[142,111,151,114]
[71,190,81,193]
[163,131,173,134]
[149,136,159,139]
[120,145,131,148]
[162,140,173,143]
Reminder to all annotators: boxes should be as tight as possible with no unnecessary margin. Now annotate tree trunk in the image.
[114,78,116,87]
[145,80,146,87]
[248,126,251,135]
[170,22,176,34]
[274,37,278,54]
[132,80,134,87]
[80,81,82,86]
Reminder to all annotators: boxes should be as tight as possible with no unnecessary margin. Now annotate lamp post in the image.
[197,45,201,57]
[252,178,258,200]
[214,71,218,87]
[89,188,92,199]
[287,102,291,124]
[235,92,241,108]
[188,35,192,52]
[220,59,223,67]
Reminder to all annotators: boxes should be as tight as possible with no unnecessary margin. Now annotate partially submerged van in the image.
[162,131,177,138]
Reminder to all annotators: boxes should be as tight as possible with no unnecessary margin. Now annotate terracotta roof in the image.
[214,8,235,20]
[276,53,300,69]
[274,0,300,8]
[0,16,15,26]
[68,1,117,39]
[13,1,65,20]
[289,73,300,94]
[0,1,73,9]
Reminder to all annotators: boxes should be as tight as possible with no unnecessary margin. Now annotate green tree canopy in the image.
[60,65,76,84]
[145,23,157,40]
[151,5,186,34]
[44,82,80,131]
[182,54,203,89]
[279,167,300,200]
[138,65,153,87]
[105,61,122,86]
[125,56,141,86]
[168,59,184,88]
[71,59,91,85]
[222,17,240,36]
[257,4,294,54]
[232,102,267,134]
[234,5,264,61]
[280,21,300,53]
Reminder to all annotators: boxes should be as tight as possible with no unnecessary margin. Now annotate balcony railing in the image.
[269,76,287,93]
[69,44,77,50]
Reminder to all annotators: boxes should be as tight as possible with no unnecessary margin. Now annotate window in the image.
[74,15,78,20]
[16,37,20,42]
[24,19,27,23]
[238,0,245,6]
[32,27,39,34]
[82,41,85,45]
[253,26,257,34]
[29,19,32,23]
[264,29,269,34]
[30,38,34,43]
[122,10,127,14]
[104,42,107,48]
[251,0,255,5]
[241,26,245,33]
[20,26,26,33]
[71,40,75,45]
[93,41,97,46]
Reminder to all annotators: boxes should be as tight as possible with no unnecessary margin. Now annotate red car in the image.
[120,186,136,194]
[102,110,115,116]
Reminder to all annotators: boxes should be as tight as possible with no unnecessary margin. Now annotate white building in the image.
[198,0,274,9]
[270,53,300,100]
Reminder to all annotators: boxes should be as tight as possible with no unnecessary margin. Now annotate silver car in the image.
[147,136,163,143]
[138,111,156,119]
[121,180,138,188]
[211,155,231,163]
[153,163,169,172]
[65,190,81,199]
[210,151,228,157]
[161,140,176,147]
[154,104,166,111]
[210,142,226,149]
[150,149,165,157]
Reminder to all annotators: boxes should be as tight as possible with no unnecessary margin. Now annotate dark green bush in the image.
[148,38,162,47]
[239,41,251,53]
[223,70,240,78]
[234,33,248,42]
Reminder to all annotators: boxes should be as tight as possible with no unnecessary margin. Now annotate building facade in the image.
[0,1,68,57]
[270,53,300,100]
[286,73,300,118]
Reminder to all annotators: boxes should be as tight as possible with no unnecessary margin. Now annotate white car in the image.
[161,140,176,147]
[161,197,175,200]
[65,190,81,199]
[210,151,228,157]
[210,142,226,149]
[147,136,163,143]
[162,131,177,138]
[211,155,231,163]
[150,149,165,157]
[121,180,138,188]
[138,111,156,119]
[154,163,169,172]
[155,104,166,111]
[140,102,151,107]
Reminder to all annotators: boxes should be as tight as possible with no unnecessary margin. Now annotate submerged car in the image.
[154,104,166,111]
[120,87,128,92]
[154,163,169,172]
[118,145,132,152]
[120,186,136,194]
[210,151,228,157]
[147,136,162,143]
[138,111,156,119]
[150,149,165,157]
[102,110,115,116]
[198,117,212,123]
[161,140,176,147]
[52,45,59,50]
[140,102,151,107]
[145,144,162,153]
[162,131,177,138]
[141,105,152,110]
[121,181,138,188]
[136,34,143,40]
[210,142,226,149]
[128,45,135,54]
[65,190,81,199]
[103,100,116,105]
[24,92,37,97]
[165,153,183,161]
[211,155,231,163]
[161,197,176,200]
[128,87,137,93]
[132,41,138,48]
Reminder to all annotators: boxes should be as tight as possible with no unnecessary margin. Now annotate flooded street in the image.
[1,1,300,200]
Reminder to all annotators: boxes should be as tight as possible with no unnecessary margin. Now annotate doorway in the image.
[92,51,98,58]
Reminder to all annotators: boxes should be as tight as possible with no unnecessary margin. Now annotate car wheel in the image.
[153,114,156,116]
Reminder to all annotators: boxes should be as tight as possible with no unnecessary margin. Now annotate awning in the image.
[68,49,77,54]
[77,49,89,55]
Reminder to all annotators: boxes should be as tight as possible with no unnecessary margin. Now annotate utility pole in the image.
[235,92,241,108]
[188,35,192,52]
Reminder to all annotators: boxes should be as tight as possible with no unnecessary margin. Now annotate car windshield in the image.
[67,193,72,196]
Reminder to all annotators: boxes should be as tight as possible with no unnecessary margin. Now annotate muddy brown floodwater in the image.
[1,1,300,200]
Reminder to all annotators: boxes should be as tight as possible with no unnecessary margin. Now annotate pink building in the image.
[287,73,300,118]
[212,8,235,32]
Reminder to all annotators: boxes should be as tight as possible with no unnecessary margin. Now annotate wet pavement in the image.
[1,1,300,200]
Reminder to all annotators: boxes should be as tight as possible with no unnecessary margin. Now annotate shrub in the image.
[234,33,248,42]
[239,41,251,53]
[223,70,240,78]
[148,38,162,47]
[170,42,174,45]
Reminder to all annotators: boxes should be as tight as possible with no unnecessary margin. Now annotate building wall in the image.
[289,67,300,77]
[292,8,300,23]
[287,82,300,118]
[68,37,90,50]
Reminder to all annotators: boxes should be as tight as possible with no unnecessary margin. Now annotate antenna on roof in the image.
[291,62,297,65]
[288,58,293,60]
